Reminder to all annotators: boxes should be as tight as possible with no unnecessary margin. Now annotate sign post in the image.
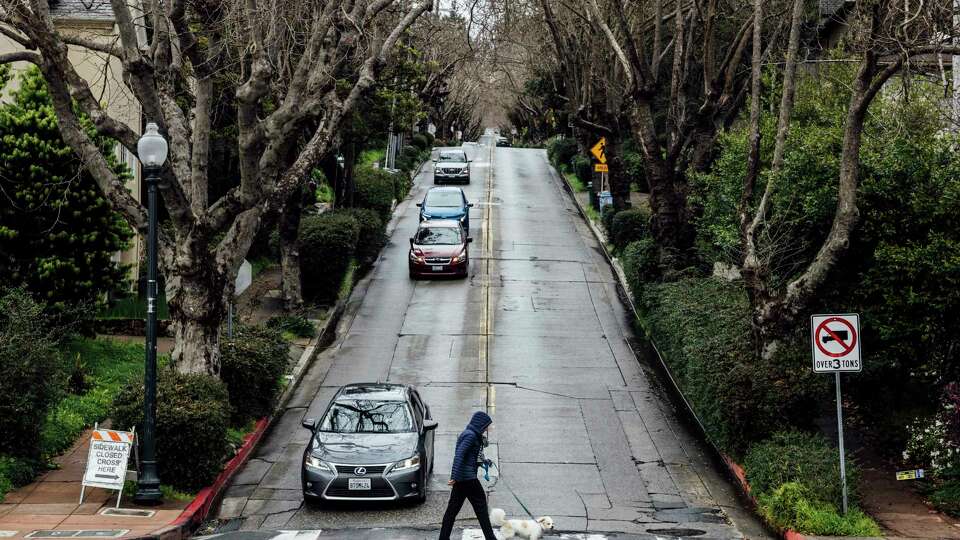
[81,425,135,508]
[811,313,861,515]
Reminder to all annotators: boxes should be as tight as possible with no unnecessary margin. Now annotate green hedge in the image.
[610,208,650,252]
[547,136,577,168]
[620,239,660,293]
[0,455,36,501]
[346,208,387,263]
[571,154,592,186]
[411,133,430,151]
[220,325,289,424]
[639,277,819,457]
[112,369,230,492]
[0,289,61,461]
[299,211,360,303]
[745,431,859,510]
[354,167,396,219]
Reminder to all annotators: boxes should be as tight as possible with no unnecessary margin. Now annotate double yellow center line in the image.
[479,138,495,416]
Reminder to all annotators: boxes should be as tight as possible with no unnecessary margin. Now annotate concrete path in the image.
[209,134,768,539]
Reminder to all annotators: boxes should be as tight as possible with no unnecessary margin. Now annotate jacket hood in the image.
[311,432,418,464]
[466,411,492,434]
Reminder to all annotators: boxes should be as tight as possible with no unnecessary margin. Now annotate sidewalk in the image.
[0,431,189,539]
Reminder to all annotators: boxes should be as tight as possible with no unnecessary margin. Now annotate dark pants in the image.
[438,478,497,540]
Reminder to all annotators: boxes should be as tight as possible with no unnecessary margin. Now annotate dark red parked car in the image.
[408,220,472,279]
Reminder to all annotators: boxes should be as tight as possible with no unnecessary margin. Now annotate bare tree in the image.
[0,0,431,374]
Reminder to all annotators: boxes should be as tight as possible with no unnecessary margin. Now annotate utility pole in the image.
[954,0,960,129]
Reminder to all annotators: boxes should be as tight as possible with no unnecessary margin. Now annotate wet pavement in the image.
[207,134,771,539]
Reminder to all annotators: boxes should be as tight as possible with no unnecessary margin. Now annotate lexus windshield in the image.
[319,400,414,433]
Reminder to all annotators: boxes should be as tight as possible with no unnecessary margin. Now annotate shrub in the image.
[640,278,820,456]
[423,132,435,147]
[620,239,660,292]
[411,133,430,151]
[547,136,578,168]
[0,289,61,460]
[112,369,230,492]
[396,144,422,173]
[571,154,592,185]
[0,455,37,500]
[601,205,617,236]
[610,208,650,252]
[354,167,396,218]
[757,482,880,536]
[345,208,387,262]
[220,325,289,424]
[265,314,316,338]
[745,431,860,509]
[299,212,360,303]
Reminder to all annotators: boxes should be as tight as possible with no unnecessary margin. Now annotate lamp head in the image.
[137,122,168,169]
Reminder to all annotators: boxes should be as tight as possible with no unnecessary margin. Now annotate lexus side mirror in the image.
[468,203,474,208]
[432,159,438,163]
[301,418,315,430]
[409,238,415,247]
[467,238,474,243]
[423,419,439,431]
[416,203,422,207]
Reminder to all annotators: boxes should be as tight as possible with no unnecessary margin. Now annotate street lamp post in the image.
[134,123,168,506]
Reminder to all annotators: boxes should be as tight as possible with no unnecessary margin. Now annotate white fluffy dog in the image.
[490,508,555,540]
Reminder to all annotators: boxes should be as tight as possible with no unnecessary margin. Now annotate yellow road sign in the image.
[590,137,607,164]
[595,163,609,173]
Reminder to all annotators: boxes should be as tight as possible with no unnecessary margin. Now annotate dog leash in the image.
[489,460,537,520]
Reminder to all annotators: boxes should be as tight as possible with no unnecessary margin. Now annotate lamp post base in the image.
[134,464,163,506]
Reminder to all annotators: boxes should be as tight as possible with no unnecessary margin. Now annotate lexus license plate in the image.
[348,478,371,490]
[431,265,444,272]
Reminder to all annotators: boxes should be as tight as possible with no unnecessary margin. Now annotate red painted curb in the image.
[136,416,271,540]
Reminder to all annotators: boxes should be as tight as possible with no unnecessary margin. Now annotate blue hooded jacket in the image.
[450,411,491,482]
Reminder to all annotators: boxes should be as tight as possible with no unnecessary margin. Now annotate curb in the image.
[135,155,436,540]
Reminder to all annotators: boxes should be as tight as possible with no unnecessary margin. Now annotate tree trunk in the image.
[165,263,227,375]
[607,134,631,210]
[280,188,305,310]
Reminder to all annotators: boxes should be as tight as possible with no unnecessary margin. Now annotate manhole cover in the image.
[646,528,707,537]
[26,530,129,538]
[100,508,156,518]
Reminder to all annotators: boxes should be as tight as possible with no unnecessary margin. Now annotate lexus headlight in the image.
[391,455,421,472]
[304,455,333,472]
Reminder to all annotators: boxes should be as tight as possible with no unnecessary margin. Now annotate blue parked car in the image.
[417,187,473,232]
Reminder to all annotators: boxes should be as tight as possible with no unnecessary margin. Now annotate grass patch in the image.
[563,170,588,192]
[358,148,385,169]
[121,480,195,502]
[758,482,881,536]
[40,338,152,459]
[99,293,169,320]
[250,256,275,279]
[337,259,360,302]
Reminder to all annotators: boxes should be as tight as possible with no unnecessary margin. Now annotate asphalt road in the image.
[205,133,770,540]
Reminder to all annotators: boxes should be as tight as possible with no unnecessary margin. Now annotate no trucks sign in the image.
[811,314,861,373]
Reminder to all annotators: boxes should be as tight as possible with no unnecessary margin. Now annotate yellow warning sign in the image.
[590,138,607,164]
[594,164,609,173]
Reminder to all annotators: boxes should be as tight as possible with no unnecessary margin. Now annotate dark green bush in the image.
[220,325,289,423]
[411,133,430,151]
[354,167,396,218]
[547,137,578,168]
[640,278,820,456]
[299,212,360,303]
[757,482,880,536]
[0,455,37,500]
[423,132,435,147]
[112,369,229,492]
[620,239,660,292]
[345,208,387,262]
[601,206,617,236]
[396,145,421,173]
[0,289,61,460]
[610,208,650,252]
[745,431,860,510]
[571,154,592,185]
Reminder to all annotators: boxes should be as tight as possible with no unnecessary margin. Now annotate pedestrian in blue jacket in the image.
[438,411,496,540]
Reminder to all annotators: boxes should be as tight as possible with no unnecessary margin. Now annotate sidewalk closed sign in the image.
[82,429,134,491]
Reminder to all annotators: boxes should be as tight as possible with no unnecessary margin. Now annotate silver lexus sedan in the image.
[300,383,437,505]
